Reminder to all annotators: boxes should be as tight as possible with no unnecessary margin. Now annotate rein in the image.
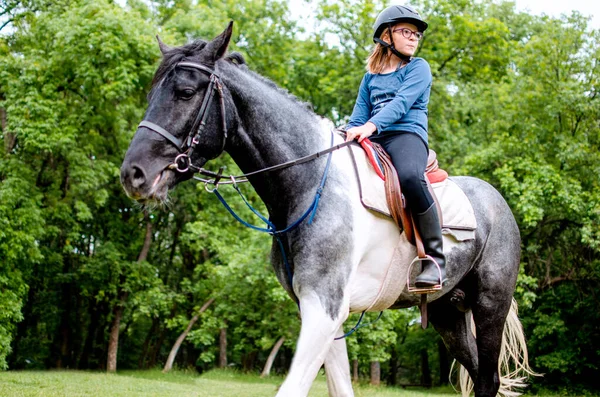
[193,139,353,189]
[212,131,344,308]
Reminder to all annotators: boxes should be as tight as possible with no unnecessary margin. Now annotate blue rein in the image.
[208,131,382,340]
[210,132,336,303]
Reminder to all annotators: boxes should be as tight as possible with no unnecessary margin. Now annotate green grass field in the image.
[0,369,458,397]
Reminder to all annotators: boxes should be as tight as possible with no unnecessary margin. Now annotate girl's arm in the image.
[346,74,372,128]
[369,59,431,131]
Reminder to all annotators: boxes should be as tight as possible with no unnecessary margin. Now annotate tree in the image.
[1,0,157,370]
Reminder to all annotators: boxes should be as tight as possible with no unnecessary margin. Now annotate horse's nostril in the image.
[131,166,146,189]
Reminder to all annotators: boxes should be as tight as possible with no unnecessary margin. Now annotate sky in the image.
[514,0,599,28]
[288,0,599,30]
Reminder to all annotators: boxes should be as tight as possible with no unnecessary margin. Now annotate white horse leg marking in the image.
[276,291,349,397]
[324,324,354,397]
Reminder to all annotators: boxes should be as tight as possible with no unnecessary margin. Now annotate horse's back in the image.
[450,175,521,284]
[450,176,520,242]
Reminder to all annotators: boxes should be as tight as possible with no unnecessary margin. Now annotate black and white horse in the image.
[121,23,533,396]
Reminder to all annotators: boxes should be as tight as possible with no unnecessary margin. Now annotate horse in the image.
[120,23,534,397]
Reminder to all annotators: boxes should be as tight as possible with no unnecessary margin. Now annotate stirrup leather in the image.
[406,255,443,294]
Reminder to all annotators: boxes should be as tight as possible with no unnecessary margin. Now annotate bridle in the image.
[138,59,355,190]
[138,61,228,173]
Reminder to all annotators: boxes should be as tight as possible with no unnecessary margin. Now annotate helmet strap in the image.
[374,25,412,64]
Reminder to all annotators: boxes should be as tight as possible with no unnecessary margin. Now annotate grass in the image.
[0,368,457,397]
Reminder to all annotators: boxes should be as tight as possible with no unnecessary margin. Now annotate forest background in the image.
[0,0,599,394]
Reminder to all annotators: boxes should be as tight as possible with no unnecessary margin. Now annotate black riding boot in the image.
[414,203,447,288]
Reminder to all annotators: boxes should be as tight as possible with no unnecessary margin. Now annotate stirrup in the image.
[406,255,443,294]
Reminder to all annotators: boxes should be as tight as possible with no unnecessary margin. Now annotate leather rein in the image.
[138,60,353,190]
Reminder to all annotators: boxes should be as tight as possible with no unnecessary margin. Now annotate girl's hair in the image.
[366,29,393,74]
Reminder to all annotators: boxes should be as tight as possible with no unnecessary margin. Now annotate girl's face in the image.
[390,22,421,57]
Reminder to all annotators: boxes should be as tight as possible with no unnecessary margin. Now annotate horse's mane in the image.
[151,39,313,112]
[228,56,314,112]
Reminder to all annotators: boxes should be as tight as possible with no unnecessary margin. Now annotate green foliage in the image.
[1,0,157,370]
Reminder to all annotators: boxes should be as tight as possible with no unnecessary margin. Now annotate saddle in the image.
[363,139,447,246]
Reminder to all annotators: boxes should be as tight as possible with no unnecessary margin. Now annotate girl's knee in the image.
[396,170,422,191]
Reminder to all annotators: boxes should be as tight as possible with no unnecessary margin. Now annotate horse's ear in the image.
[206,21,233,61]
[156,35,171,55]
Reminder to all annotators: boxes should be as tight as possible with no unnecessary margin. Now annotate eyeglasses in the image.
[392,28,423,41]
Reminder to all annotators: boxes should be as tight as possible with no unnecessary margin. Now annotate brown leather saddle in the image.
[370,142,444,245]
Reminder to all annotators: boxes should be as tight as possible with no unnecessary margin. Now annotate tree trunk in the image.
[106,292,126,372]
[370,361,380,386]
[162,297,215,373]
[260,336,285,377]
[137,213,153,263]
[242,351,258,372]
[352,359,359,382]
[420,348,432,387]
[219,327,228,368]
[148,326,166,368]
[352,358,358,383]
[438,339,450,385]
[55,259,74,369]
[56,311,72,368]
[107,215,152,373]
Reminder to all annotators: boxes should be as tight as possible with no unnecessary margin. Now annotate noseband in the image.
[138,61,228,173]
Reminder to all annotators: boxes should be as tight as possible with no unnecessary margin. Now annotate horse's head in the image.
[120,22,236,203]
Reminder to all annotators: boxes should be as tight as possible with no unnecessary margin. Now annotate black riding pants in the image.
[370,132,434,214]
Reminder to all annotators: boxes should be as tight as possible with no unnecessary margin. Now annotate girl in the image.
[345,5,446,289]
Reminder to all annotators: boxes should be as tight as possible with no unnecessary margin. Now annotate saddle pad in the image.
[350,144,477,241]
[350,144,391,217]
[433,179,477,242]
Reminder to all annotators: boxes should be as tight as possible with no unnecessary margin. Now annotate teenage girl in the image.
[345,5,445,288]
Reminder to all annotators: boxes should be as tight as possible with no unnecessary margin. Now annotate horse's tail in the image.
[454,298,540,397]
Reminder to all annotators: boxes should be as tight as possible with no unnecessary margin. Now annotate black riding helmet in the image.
[372,5,428,64]
[373,5,428,41]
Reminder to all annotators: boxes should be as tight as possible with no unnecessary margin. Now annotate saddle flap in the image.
[350,141,475,244]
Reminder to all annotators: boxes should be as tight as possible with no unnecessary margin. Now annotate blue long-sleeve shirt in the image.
[347,57,432,144]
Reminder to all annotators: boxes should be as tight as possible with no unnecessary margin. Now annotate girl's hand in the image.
[345,122,377,142]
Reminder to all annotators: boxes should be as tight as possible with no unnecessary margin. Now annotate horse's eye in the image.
[176,88,196,100]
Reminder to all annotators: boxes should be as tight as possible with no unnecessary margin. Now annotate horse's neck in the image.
[222,64,328,218]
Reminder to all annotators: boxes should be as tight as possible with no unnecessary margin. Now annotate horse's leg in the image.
[429,301,479,382]
[276,291,349,397]
[470,219,520,396]
[450,177,521,396]
[324,325,354,397]
[471,291,513,396]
